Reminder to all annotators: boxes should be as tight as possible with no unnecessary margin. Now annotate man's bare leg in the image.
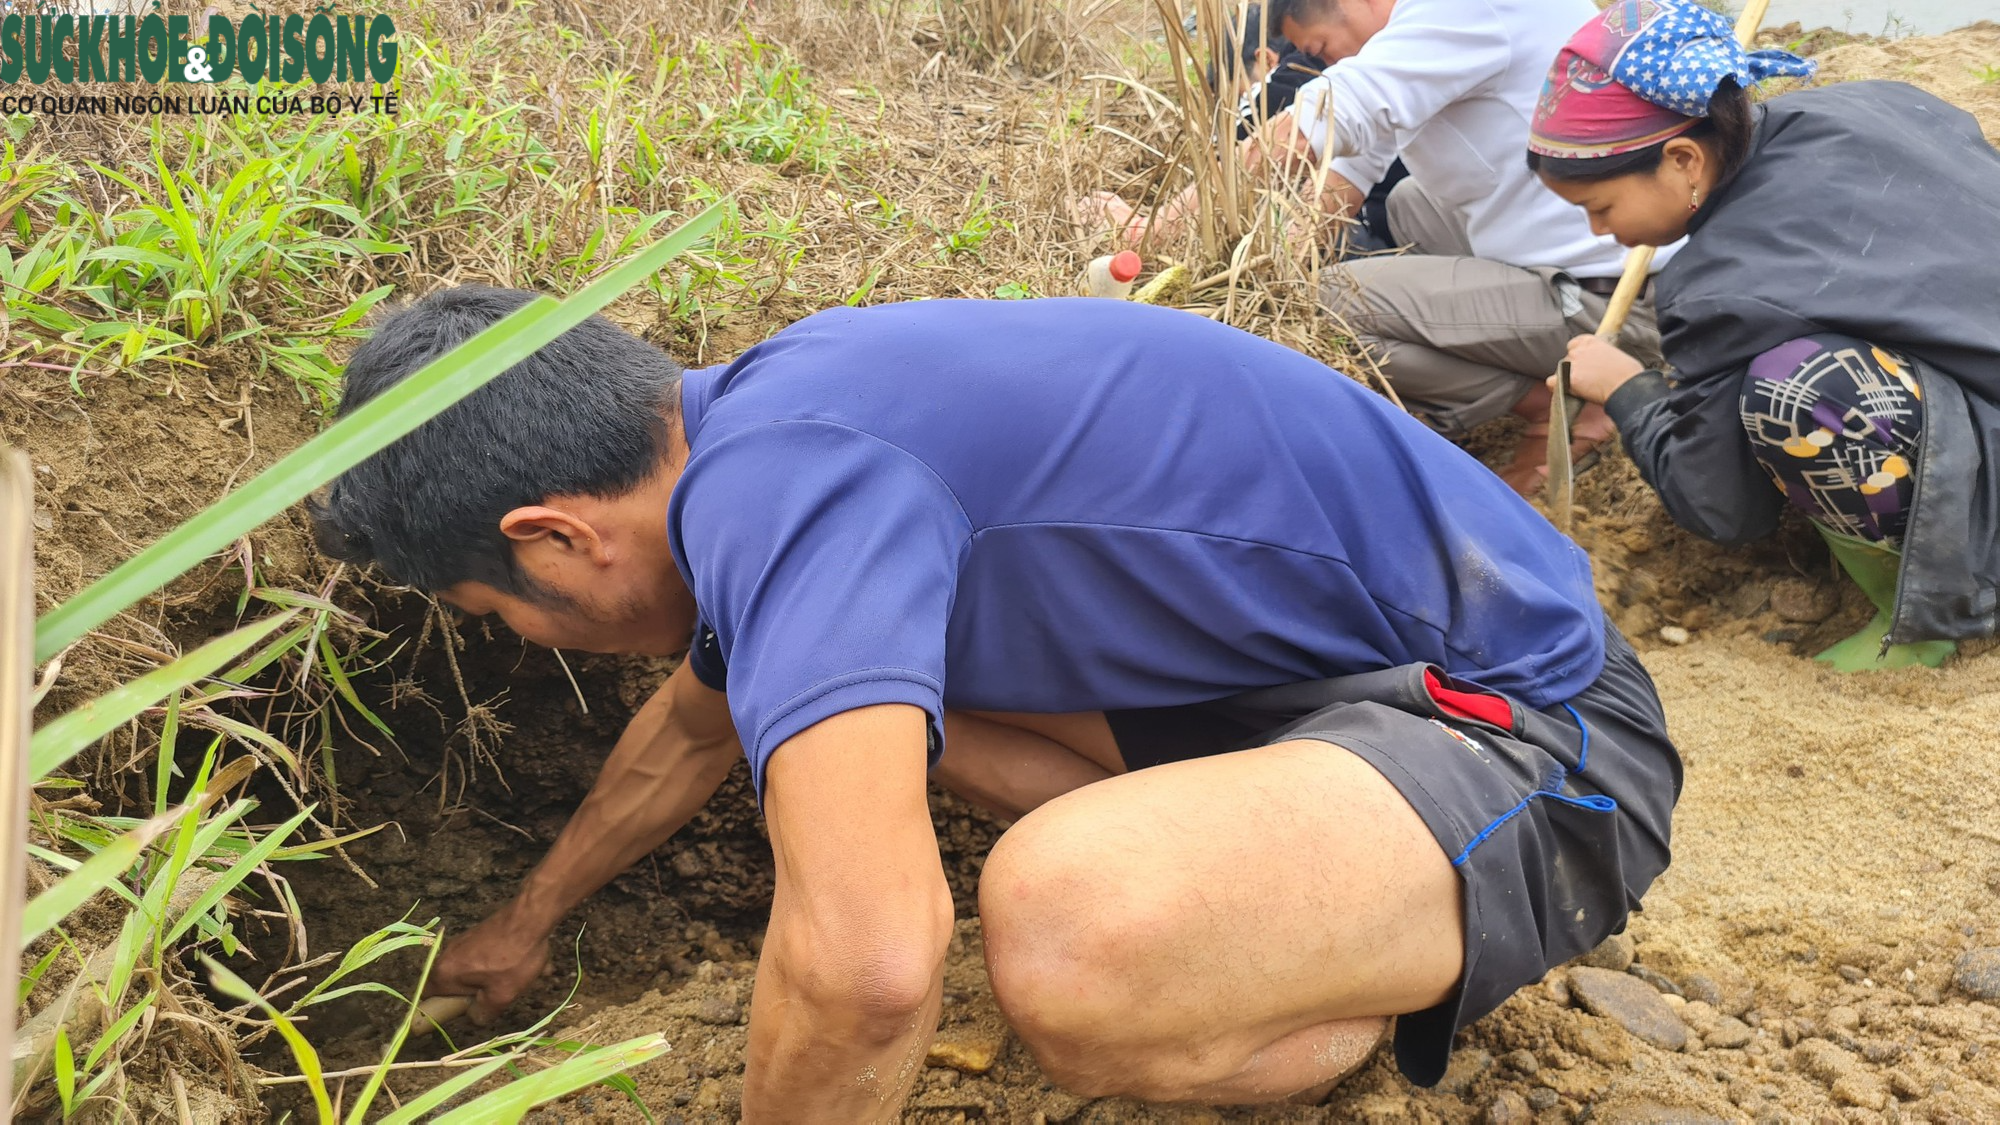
[933,710,1126,820]
[977,737,1462,1103]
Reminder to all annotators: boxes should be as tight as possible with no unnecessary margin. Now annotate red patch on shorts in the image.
[1422,669,1514,729]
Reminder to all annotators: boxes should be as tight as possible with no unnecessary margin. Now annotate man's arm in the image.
[1243,111,1365,216]
[427,658,742,1018]
[742,703,955,1122]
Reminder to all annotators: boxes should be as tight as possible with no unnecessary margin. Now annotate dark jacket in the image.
[1604,81,2000,644]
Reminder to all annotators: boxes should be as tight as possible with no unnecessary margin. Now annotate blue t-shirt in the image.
[667,299,1603,793]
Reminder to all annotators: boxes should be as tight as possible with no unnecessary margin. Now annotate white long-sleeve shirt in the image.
[1291,0,1675,278]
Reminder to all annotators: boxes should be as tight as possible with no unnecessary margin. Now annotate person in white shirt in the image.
[1072,7,1397,249]
[1267,0,1674,493]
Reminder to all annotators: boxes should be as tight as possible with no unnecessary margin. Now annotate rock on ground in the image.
[1568,966,1692,1051]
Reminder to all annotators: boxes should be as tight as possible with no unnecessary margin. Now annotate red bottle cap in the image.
[1108,251,1142,283]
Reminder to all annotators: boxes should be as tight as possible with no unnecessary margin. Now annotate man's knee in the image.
[978,816,1196,1097]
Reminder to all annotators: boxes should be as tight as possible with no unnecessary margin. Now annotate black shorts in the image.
[1104,626,1681,1087]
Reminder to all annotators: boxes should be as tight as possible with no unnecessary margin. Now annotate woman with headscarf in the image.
[1526,0,2000,671]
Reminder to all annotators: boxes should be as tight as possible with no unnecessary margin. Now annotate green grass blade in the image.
[34,200,726,663]
[163,804,315,946]
[28,615,293,780]
[344,920,446,1123]
[370,1056,516,1124]
[84,990,156,1071]
[381,1035,670,1125]
[20,807,183,945]
[203,956,335,1124]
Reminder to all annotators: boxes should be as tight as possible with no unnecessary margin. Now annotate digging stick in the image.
[413,994,473,1038]
[0,444,32,1104]
[1547,0,1774,532]
[0,449,31,1114]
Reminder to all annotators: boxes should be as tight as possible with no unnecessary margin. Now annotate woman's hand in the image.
[1555,335,1647,404]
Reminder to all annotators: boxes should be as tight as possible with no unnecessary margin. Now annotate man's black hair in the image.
[1526,79,1756,186]
[310,285,684,596]
[1267,0,1344,30]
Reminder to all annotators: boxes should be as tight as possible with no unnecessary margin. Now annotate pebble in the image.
[692,1078,730,1110]
[1485,1090,1533,1125]
[1436,1047,1493,1096]
[1771,577,1842,623]
[1503,1048,1541,1075]
[1629,964,1684,996]
[1681,970,1756,1017]
[1568,966,1692,1051]
[1830,1073,1888,1110]
[927,1031,1005,1074]
[1679,1000,1720,1036]
[1706,1016,1755,1049]
[1953,948,2000,1001]
[693,994,742,1026]
[1727,582,1771,617]
[1795,1040,1888,1109]
[1577,932,1637,972]
[1859,1038,1904,1064]
[1527,1087,1560,1111]
[1539,1067,1608,1100]
[1564,1020,1634,1066]
[1659,625,1691,645]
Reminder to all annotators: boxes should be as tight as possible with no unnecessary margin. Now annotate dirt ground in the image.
[13,12,2000,1125]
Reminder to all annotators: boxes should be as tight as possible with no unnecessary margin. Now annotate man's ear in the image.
[499,506,608,561]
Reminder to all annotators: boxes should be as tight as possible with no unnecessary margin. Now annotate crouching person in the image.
[1527,0,2000,670]
[311,290,1681,1112]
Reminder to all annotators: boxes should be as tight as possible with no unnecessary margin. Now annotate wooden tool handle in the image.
[1733,0,1774,41]
[1595,0,1771,342]
[412,995,471,1037]
[1593,246,1657,341]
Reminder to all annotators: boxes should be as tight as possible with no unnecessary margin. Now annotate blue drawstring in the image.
[1449,702,1617,868]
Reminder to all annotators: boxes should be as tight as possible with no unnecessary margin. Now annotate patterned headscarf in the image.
[1528,0,1817,161]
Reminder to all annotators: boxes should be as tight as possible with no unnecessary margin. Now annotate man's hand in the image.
[1556,334,1648,404]
[742,704,954,1122]
[427,900,554,1022]
[422,659,741,1023]
[1242,110,1316,174]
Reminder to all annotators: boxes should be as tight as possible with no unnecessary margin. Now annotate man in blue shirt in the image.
[314,289,1679,1113]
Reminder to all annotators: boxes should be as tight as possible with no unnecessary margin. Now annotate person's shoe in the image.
[1812,527,1956,671]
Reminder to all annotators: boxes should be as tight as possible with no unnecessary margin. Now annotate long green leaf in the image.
[19,807,183,945]
[370,1056,515,1124]
[34,201,726,663]
[204,956,335,1124]
[163,804,315,946]
[28,615,292,780]
[84,990,156,1071]
[384,1036,670,1125]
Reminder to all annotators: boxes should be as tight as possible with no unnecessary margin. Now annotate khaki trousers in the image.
[1321,179,1665,435]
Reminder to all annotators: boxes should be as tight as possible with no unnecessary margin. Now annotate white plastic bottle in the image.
[1084,251,1143,299]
